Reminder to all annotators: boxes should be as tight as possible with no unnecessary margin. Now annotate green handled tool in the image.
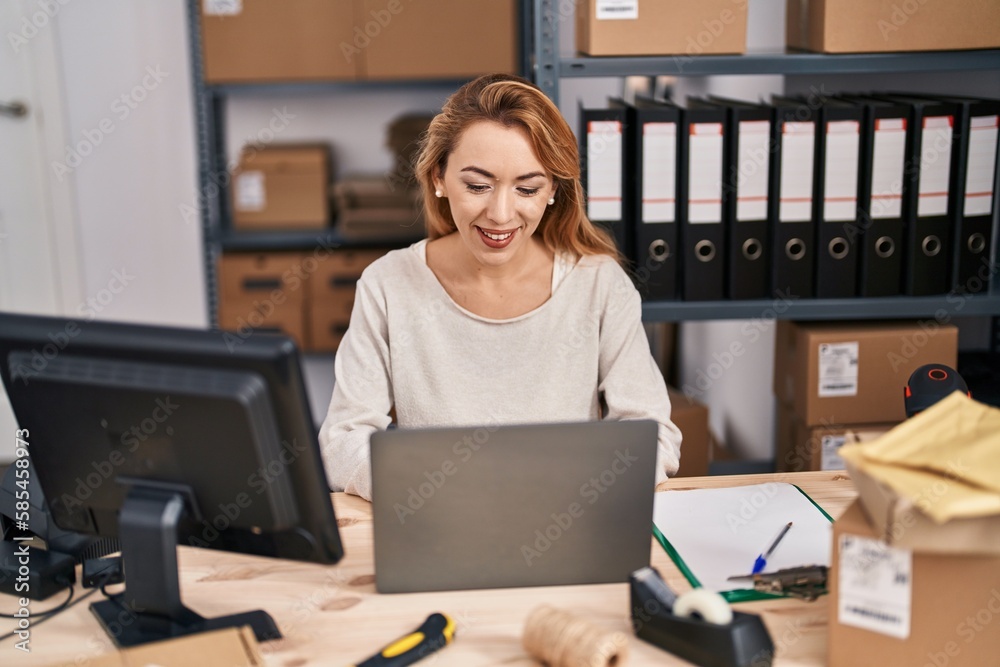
[352,612,456,667]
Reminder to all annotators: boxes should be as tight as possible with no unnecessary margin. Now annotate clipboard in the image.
[652,482,833,603]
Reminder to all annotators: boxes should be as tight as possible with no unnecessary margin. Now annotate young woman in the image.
[320,73,681,500]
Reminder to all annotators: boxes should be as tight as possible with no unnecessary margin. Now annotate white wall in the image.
[50,1,204,327]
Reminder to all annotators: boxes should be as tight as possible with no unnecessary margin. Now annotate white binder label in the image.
[965,115,999,217]
[235,171,265,211]
[818,341,858,398]
[820,435,847,470]
[871,118,906,220]
[823,121,860,222]
[688,123,723,224]
[918,116,953,218]
[203,0,242,16]
[736,120,770,221]
[779,122,814,222]
[586,121,623,221]
[642,123,676,223]
[596,0,638,20]
[839,535,912,640]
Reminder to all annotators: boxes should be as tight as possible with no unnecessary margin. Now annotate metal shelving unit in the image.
[528,0,1000,337]
[188,0,531,326]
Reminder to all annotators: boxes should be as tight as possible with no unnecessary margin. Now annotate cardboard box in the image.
[773,321,958,426]
[218,252,308,305]
[360,0,518,80]
[787,0,1000,54]
[576,0,747,56]
[844,457,1000,556]
[308,249,385,351]
[218,295,307,350]
[333,176,424,241]
[43,626,262,667]
[667,387,710,478]
[776,402,898,472]
[829,500,1000,666]
[200,0,356,83]
[232,146,330,230]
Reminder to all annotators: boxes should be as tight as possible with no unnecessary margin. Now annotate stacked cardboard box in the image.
[772,321,958,471]
[829,500,1000,665]
[231,146,331,231]
[218,249,387,352]
[200,0,517,83]
[576,0,747,56]
[787,0,1000,54]
[308,249,386,352]
[217,252,309,349]
[667,387,711,478]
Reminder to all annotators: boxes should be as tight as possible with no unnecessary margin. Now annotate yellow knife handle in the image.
[352,613,456,667]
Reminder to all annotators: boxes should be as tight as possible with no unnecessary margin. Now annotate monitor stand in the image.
[90,484,282,648]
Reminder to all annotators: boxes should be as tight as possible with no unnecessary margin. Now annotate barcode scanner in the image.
[904,363,970,418]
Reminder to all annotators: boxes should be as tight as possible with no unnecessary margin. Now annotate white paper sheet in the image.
[653,482,832,595]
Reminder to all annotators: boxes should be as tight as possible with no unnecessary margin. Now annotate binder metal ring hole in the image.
[742,239,762,261]
[828,238,849,260]
[695,240,716,263]
[648,239,671,262]
[785,239,806,261]
[968,233,986,254]
[875,236,895,258]
[922,235,941,257]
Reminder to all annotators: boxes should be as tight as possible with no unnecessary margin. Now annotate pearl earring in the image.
[547,197,555,205]
[435,190,443,198]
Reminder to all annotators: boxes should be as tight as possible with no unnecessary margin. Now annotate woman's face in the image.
[434,121,556,268]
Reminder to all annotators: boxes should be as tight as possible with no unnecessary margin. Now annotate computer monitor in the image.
[0,312,343,647]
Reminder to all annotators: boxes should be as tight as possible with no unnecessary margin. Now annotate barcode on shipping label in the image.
[818,342,858,398]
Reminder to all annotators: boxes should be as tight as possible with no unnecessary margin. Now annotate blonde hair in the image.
[414,74,621,263]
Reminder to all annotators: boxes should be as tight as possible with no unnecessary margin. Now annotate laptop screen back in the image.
[371,420,658,593]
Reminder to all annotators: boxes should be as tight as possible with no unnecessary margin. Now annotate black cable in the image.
[0,568,117,644]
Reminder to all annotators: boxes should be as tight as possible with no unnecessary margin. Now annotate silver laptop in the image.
[371,420,658,593]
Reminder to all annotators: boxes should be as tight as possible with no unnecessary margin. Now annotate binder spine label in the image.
[586,121,623,221]
[964,115,999,217]
[779,122,815,222]
[736,120,770,222]
[818,341,858,398]
[823,121,861,222]
[688,123,723,224]
[642,122,677,223]
[917,115,954,218]
[871,118,907,220]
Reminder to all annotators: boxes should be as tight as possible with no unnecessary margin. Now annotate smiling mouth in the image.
[478,227,514,241]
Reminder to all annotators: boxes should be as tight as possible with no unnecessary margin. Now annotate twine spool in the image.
[522,605,629,667]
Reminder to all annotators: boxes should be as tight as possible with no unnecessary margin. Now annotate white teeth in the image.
[482,229,513,241]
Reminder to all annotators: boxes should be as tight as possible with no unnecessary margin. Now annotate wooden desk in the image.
[14,471,854,666]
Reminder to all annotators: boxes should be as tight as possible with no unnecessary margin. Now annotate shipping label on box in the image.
[838,533,912,639]
[817,342,858,397]
[596,0,638,20]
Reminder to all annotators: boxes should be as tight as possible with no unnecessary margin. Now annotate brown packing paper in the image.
[840,392,1000,524]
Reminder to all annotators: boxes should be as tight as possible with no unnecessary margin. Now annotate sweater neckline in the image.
[410,238,577,324]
